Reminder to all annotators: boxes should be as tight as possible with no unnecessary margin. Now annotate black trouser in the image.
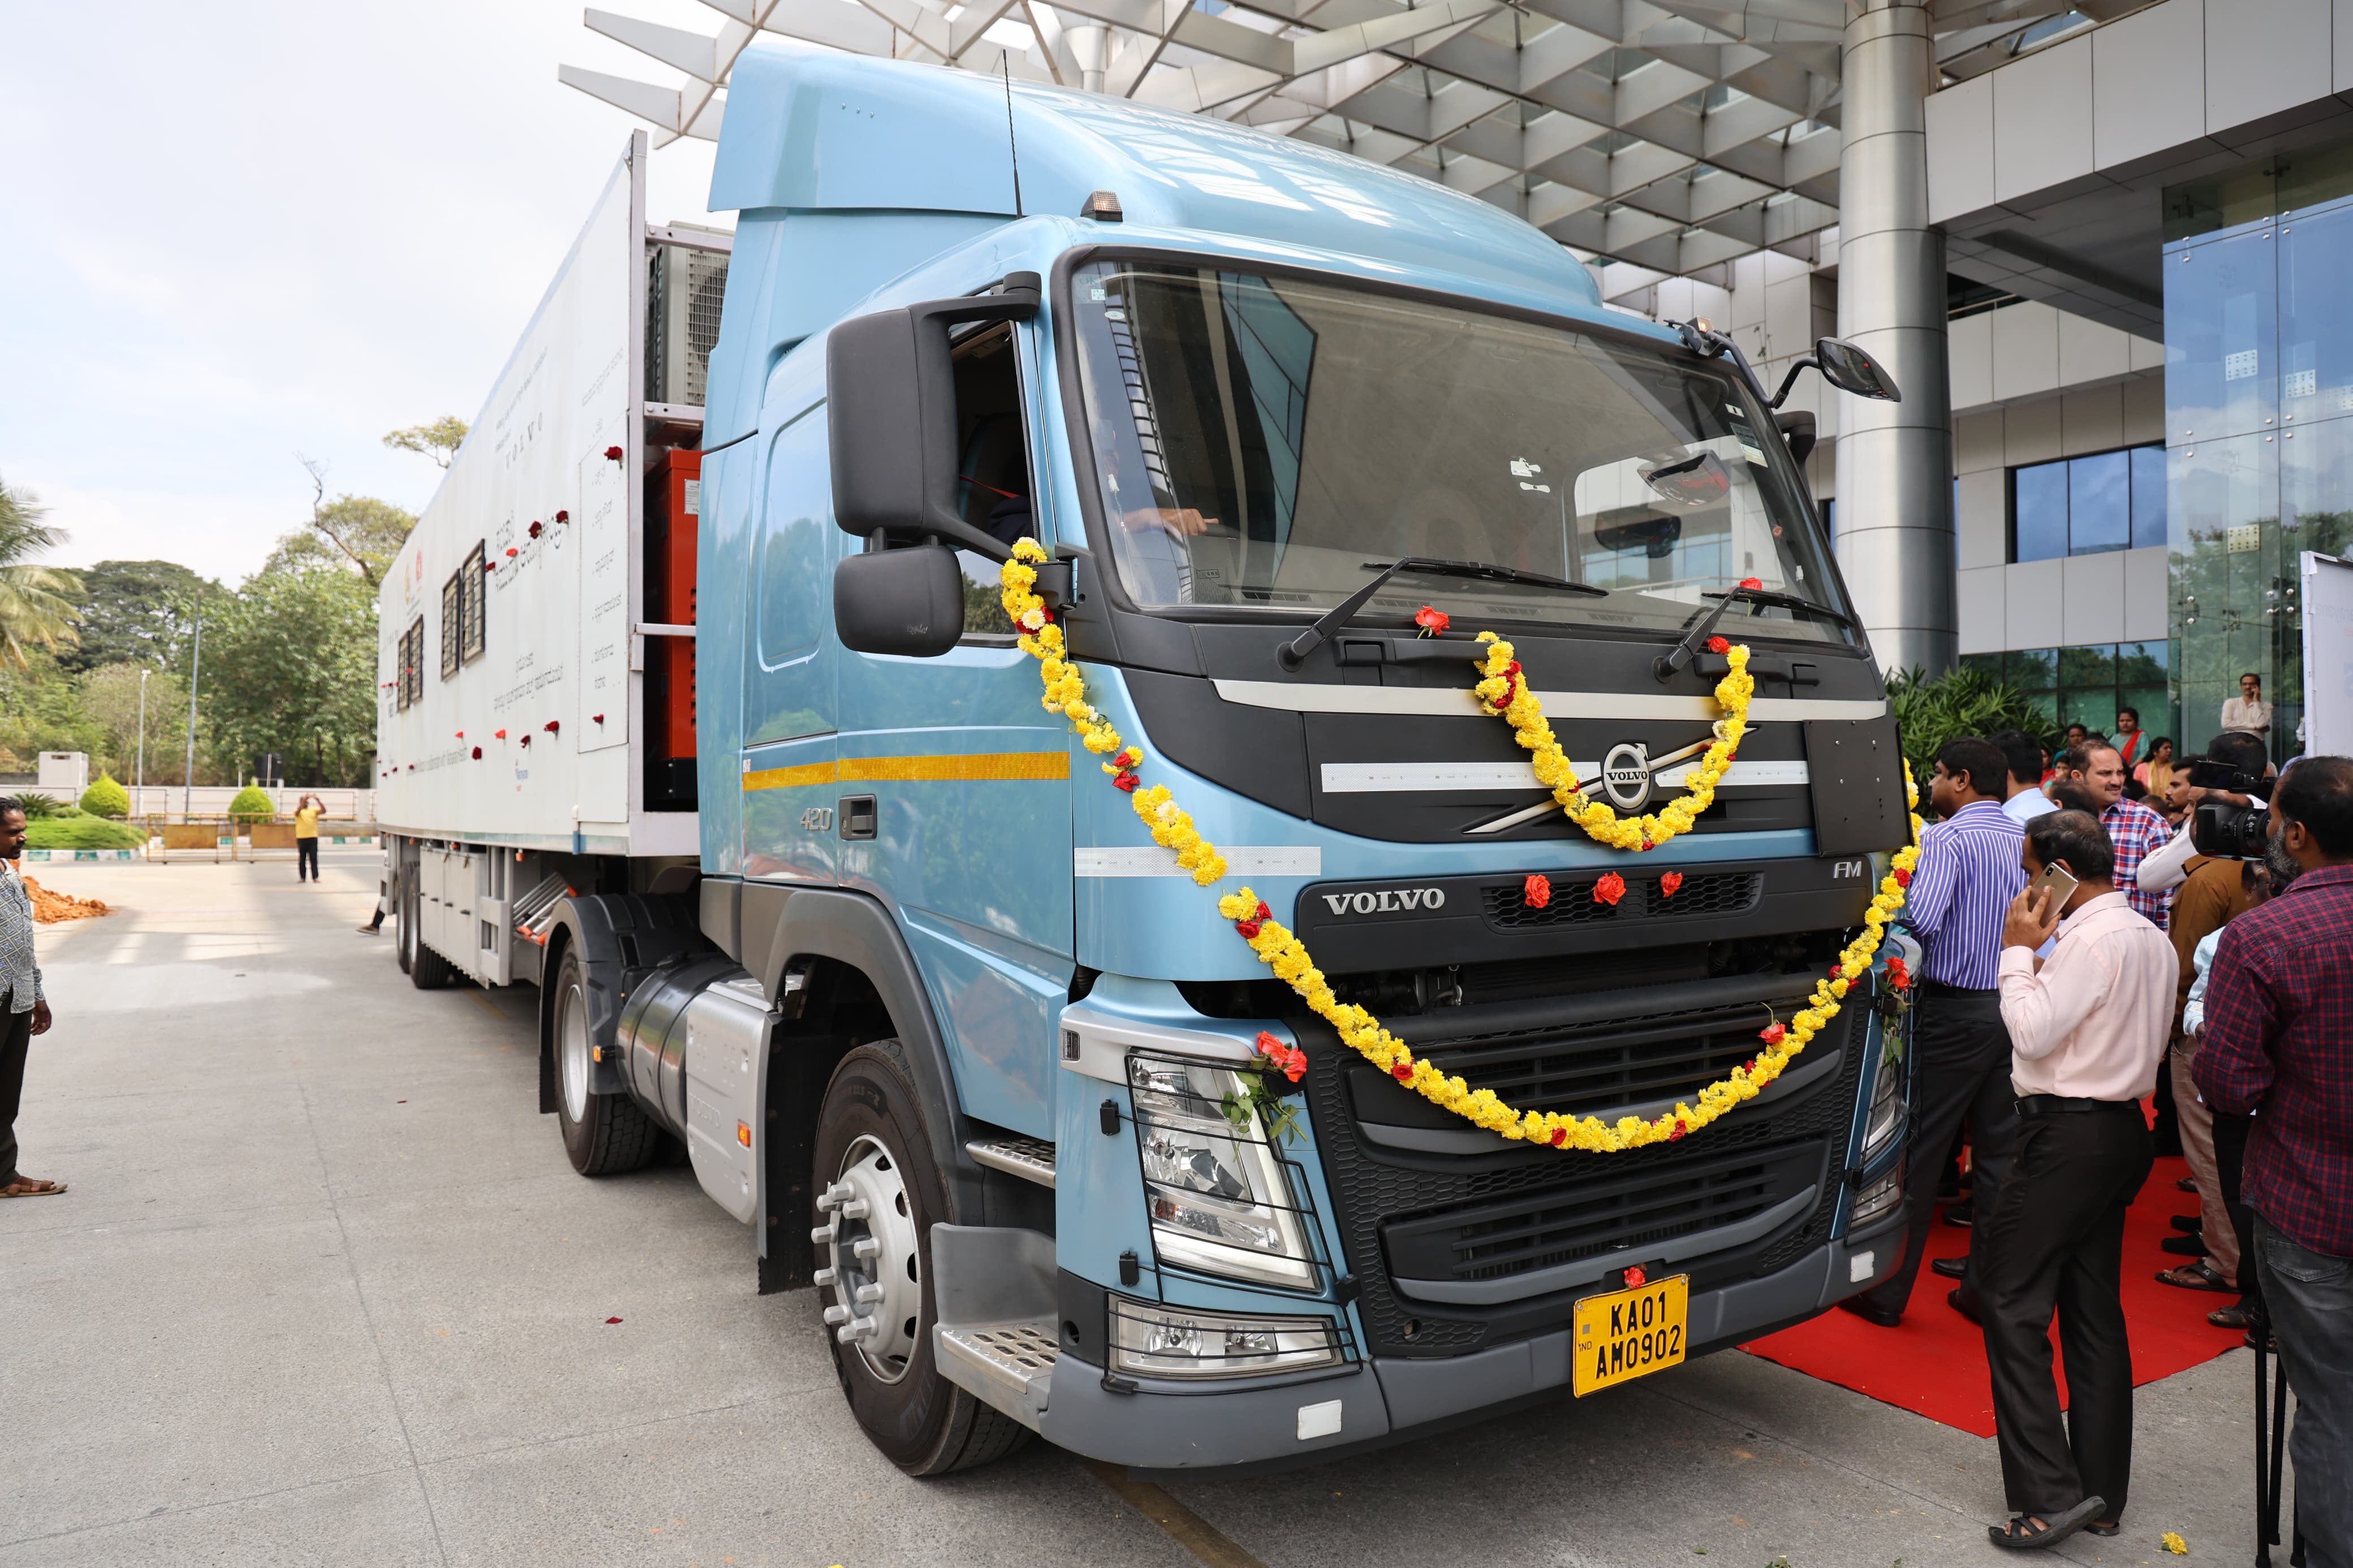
[2212,1108,2264,1317]
[296,837,320,880]
[0,990,32,1185]
[1979,1102,2153,1522]
[1861,983,2020,1316]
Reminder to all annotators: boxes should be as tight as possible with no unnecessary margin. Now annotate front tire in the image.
[812,1042,1030,1476]
[551,946,657,1175]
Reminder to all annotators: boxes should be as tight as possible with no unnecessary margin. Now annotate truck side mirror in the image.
[825,273,1040,562]
[833,545,964,658]
[1813,338,1900,401]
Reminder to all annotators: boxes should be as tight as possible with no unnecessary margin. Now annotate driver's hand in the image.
[1123,506,1218,538]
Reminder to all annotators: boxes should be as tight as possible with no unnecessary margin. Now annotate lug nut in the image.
[854,1282,885,1304]
[823,1304,850,1326]
[812,1267,837,1287]
[809,1223,837,1245]
[852,1237,881,1259]
[836,1316,877,1344]
[838,1198,871,1220]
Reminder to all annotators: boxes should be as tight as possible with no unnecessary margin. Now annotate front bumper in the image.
[1040,1220,1905,1475]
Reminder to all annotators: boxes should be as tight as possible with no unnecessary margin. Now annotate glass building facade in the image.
[1959,642,2173,745]
[2164,138,2353,762]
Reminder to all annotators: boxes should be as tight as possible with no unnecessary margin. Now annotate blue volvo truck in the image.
[390,43,1922,1478]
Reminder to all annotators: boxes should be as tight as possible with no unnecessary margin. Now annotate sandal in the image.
[2209,1302,2256,1331]
[2084,1522,2121,1538]
[2157,1261,2234,1293]
[0,1178,67,1198]
[1989,1497,2105,1550]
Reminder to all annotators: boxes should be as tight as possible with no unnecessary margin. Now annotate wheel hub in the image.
[812,1134,920,1383]
[558,981,591,1122]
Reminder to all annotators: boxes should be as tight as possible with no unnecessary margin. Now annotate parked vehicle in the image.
[377,45,1918,1479]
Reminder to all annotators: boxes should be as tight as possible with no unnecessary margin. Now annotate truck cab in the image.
[532,44,1918,1478]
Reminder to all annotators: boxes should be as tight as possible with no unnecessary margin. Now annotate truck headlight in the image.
[1849,1163,1904,1228]
[1109,1295,1342,1380]
[1860,1040,1905,1162]
[1128,1053,1316,1290]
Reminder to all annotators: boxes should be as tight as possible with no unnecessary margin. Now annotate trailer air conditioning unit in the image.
[647,229,731,408]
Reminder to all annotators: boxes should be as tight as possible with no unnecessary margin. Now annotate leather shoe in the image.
[1947,1288,1983,1325]
[1838,1296,1903,1328]
[2160,1234,2205,1256]
[1943,1201,1973,1228]
[2170,1213,2203,1233]
[1930,1256,1968,1280]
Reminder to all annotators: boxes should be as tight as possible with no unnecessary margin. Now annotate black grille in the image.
[1481,871,1760,930]
[1383,1141,1825,1286]
[1303,990,1868,1358]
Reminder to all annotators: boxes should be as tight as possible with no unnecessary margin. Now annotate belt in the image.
[1920,979,1998,997]
[2015,1094,2142,1118]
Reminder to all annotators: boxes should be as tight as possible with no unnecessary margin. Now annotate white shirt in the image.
[2136,791,2268,894]
[2221,695,2273,734]
[2003,788,2058,827]
[1996,891,2175,1101]
[2181,927,2222,1038]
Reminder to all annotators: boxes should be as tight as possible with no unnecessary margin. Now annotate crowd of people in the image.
[1836,717,2350,1555]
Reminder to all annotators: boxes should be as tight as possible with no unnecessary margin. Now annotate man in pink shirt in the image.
[1977,809,2175,1551]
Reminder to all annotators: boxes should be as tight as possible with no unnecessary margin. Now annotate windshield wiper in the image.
[1654,585,1856,682]
[1279,556,1605,669]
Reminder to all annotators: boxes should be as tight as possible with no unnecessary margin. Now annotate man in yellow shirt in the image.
[294,794,323,883]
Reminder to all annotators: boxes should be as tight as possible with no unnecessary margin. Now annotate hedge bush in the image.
[80,775,131,819]
[227,784,275,825]
[25,816,145,851]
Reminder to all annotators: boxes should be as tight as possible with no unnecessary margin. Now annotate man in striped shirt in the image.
[1842,737,2027,1327]
[2058,744,2174,930]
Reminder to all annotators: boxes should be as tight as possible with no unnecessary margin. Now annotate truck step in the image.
[936,1320,1057,1430]
[966,1135,1056,1189]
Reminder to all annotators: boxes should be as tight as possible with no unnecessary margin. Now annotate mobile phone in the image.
[2025,863,2079,913]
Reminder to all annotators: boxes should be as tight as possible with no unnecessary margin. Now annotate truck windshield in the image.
[1068,259,1853,649]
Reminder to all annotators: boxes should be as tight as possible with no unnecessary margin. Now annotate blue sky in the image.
[1,1,730,583]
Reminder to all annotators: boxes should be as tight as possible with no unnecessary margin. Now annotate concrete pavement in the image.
[2,854,2273,1567]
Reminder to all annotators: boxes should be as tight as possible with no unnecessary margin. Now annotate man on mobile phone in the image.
[1979,810,2174,1549]
[1839,737,2024,1329]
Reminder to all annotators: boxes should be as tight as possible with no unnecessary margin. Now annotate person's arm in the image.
[2192,923,2278,1113]
[1898,827,1960,939]
[2137,820,2199,893]
[1997,896,2106,1060]
[2181,931,2219,1037]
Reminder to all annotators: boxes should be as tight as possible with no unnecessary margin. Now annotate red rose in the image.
[494,729,507,739]
[1705,635,1729,655]
[1235,918,1262,939]
[1391,1059,1415,1081]
[1549,1126,1567,1147]
[1278,1047,1307,1082]
[1669,1118,1688,1141]
[482,561,495,573]
[519,735,531,747]
[528,521,543,539]
[1256,901,1272,921]
[1640,839,1654,852]
[544,720,560,733]
[1759,1022,1786,1045]
[1592,872,1627,906]
[471,747,482,759]
[1255,1030,1281,1053]
[1742,1059,1756,1074]
[1113,771,1140,793]
[1414,604,1450,636]
[1523,872,1552,910]
[1738,576,1762,590]
[1623,1265,1647,1287]
[604,445,623,463]
[1893,868,1912,887]
[554,510,568,524]
[592,713,605,724]
[1659,871,1684,897]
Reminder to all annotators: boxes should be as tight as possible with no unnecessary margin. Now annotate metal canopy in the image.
[564,0,2145,275]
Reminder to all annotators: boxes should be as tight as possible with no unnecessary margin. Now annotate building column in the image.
[1834,0,1954,677]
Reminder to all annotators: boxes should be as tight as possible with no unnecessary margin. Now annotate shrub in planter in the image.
[228,784,275,826]
[81,775,131,819]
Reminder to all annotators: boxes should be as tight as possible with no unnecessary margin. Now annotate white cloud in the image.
[0,0,728,581]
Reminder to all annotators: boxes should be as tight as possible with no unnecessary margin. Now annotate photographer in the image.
[2196,757,2353,1556]
[2135,731,2270,897]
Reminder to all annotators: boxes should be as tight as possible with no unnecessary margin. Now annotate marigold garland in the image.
[1001,539,1922,1153]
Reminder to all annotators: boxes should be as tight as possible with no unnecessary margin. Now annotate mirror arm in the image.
[1768,357,1820,409]
[1671,319,1778,417]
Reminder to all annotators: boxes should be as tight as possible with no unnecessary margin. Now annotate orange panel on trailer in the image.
[645,448,700,809]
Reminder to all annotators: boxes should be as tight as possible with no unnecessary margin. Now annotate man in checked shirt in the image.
[2053,743,2173,931]
[1840,737,2024,1328]
[0,800,64,1199]
[2197,756,2353,1558]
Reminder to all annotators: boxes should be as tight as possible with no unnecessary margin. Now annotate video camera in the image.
[2186,758,2272,859]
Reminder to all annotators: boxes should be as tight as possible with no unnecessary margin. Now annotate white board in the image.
[376,135,660,853]
[2303,550,2353,758]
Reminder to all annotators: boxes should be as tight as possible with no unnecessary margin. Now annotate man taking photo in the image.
[2196,756,2353,1557]
[0,799,64,1200]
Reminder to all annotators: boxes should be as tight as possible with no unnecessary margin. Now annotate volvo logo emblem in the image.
[1321,887,1447,916]
[1601,742,1656,811]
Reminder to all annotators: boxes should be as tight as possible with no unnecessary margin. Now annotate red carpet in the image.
[1742,1156,2244,1436]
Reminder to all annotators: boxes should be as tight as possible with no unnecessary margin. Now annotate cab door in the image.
[740,403,839,885]
[835,318,1072,1138]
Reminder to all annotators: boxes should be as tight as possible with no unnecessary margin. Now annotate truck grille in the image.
[1481,871,1760,930]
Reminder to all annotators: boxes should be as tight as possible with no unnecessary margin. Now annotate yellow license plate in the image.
[1571,1275,1688,1396]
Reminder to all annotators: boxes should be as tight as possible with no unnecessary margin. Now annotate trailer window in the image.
[439,571,463,681]
[397,617,425,711]
[460,543,486,663]
[950,322,1032,641]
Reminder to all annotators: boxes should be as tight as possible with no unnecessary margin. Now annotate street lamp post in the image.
[183,615,202,820]
[137,667,149,805]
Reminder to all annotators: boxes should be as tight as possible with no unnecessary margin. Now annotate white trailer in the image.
[375,132,725,991]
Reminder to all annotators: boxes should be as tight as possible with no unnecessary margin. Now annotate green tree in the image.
[198,568,379,787]
[80,774,130,818]
[294,460,417,588]
[381,416,469,469]
[0,651,103,769]
[0,477,83,667]
[54,560,222,675]
[1886,666,2055,787]
[77,661,191,785]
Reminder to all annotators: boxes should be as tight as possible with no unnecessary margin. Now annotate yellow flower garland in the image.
[1475,632,1752,852]
[1001,539,1921,1152]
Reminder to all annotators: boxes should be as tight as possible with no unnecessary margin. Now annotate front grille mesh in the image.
[1481,871,1760,930]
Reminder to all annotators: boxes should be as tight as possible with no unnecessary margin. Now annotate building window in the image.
[1958,640,2173,744]
[397,619,425,712]
[439,572,462,681]
[460,543,486,663]
[2009,443,2167,561]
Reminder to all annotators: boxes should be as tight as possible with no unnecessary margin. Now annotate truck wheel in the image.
[813,1042,1031,1477]
[394,873,413,975]
[551,946,657,1176]
[405,878,457,990]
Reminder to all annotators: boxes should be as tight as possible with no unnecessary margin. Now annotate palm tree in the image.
[0,478,82,667]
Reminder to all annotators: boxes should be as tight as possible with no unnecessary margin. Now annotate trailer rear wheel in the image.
[813,1041,1030,1476]
[551,946,657,1175]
